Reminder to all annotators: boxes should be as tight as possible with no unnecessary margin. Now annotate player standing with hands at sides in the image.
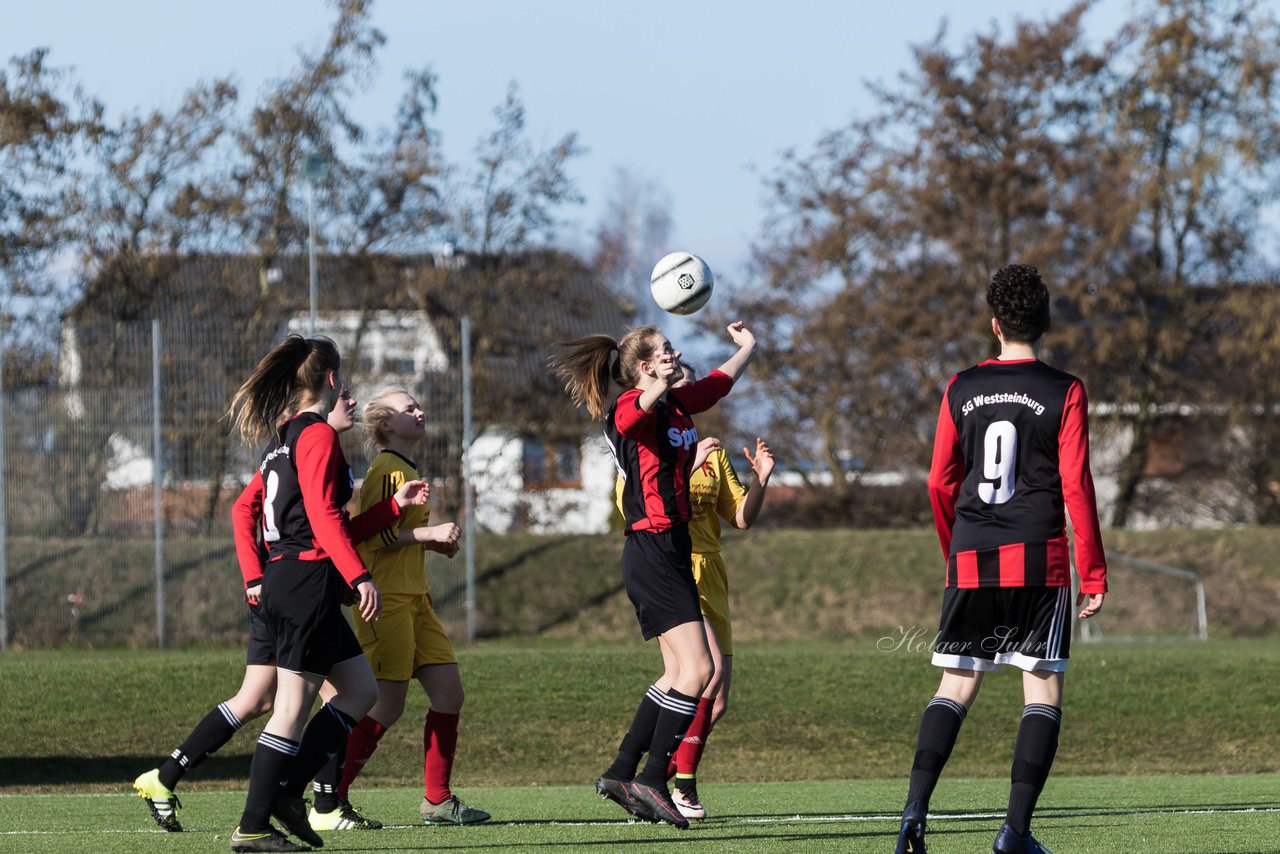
[550,321,757,829]
[893,265,1107,854]
[305,388,489,831]
[224,335,384,853]
[132,383,426,835]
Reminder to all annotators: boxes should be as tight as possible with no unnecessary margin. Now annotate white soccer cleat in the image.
[671,784,708,820]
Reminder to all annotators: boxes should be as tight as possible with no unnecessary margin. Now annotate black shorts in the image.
[620,525,702,640]
[261,557,364,676]
[932,585,1072,673]
[245,602,274,666]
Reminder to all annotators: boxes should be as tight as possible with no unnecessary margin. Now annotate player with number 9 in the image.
[892,265,1107,854]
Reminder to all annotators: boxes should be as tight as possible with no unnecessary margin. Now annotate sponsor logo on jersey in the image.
[961,392,1046,417]
[668,426,698,450]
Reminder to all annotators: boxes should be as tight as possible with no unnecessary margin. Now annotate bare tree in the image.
[1063,0,1280,526]
[0,49,99,379]
[453,82,585,255]
[588,167,670,324]
[745,4,1112,496]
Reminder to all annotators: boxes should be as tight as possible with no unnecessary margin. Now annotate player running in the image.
[132,381,425,836]
[222,335,384,852]
[893,265,1107,854]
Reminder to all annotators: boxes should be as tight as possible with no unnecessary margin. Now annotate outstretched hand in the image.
[395,479,430,508]
[726,321,756,350]
[744,437,775,484]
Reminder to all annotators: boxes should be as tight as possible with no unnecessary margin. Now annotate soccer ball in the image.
[650,252,714,316]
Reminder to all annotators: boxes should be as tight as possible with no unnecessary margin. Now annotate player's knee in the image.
[689,659,714,692]
[247,694,274,718]
[432,683,464,715]
[354,684,379,716]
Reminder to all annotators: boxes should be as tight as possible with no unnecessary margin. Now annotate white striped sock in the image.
[927,696,968,721]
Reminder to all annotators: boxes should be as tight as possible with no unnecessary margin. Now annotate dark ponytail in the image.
[549,325,659,420]
[228,335,341,447]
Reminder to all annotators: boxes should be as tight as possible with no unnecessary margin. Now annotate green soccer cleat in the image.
[133,768,183,832]
[420,794,491,826]
[308,798,383,830]
[229,825,311,852]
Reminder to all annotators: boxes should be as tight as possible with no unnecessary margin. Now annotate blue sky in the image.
[4,1,1134,282]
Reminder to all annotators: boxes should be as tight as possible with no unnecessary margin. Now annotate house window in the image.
[522,440,581,489]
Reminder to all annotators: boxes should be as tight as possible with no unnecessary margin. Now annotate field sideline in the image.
[2,641,1279,850]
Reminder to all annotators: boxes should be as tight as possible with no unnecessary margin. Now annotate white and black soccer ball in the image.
[650,252,714,316]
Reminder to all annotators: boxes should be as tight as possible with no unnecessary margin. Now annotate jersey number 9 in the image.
[979,420,1017,505]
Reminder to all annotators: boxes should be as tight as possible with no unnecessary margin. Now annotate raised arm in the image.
[714,321,758,383]
[733,438,775,529]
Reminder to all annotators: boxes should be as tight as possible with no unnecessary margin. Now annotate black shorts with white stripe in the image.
[931,585,1072,673]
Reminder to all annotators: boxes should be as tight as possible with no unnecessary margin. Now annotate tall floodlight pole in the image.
[304,152,330,336]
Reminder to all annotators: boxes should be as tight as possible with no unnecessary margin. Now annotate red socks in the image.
[669,697,714,778]
[423,709,460,804]
[337,715,388,799]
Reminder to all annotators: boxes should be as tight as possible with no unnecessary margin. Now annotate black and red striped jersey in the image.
[232,458,402,589]
[928,358,1107,593]
[250,411,372,588]
[606,370,733,534]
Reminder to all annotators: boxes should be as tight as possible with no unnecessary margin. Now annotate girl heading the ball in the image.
[550,320,756,828]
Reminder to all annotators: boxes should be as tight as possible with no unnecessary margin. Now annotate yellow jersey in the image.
[615,447,748,555]
[356,449,431,597]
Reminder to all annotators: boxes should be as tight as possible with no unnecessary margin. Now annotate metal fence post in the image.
[153,319,165,649]
[461,316,476,644]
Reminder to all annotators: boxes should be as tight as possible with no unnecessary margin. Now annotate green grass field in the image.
[4,775,1280,853]
[2,640,1279,851]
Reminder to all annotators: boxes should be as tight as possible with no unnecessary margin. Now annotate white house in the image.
[468,429,617,534]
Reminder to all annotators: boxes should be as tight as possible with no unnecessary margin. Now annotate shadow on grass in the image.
[0,754,252,788]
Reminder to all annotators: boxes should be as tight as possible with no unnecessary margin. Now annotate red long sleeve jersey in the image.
[231,464,402,589]
[233,412,387,589]
[606,370,733,535]
[928,358,1107,594]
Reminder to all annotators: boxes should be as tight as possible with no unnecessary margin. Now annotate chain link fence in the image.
[1,314,468,648]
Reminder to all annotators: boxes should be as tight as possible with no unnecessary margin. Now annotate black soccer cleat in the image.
[895,800,927,854]
[625,780,690,829]
[595,775,657,822]
[229,825,311,852]
[993,822,1054,854]
[271,795,324,848]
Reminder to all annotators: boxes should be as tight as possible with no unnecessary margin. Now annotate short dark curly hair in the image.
[986,264,1051,343]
